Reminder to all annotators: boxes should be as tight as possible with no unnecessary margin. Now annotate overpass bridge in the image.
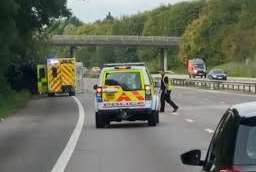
[50,35,181,71]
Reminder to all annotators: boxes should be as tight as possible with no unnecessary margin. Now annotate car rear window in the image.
[104,71,142,91]
[234,117,256,165]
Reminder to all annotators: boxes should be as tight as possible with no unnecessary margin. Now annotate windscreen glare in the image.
[104,71,142,91]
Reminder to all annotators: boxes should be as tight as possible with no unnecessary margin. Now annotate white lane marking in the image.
[51,96,85,172]
[172,112,179,116]
[204,128,214,134]
[185,119,195,123]
[220,101,225,104]
[175,86,256,97]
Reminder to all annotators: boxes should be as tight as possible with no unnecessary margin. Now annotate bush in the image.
[0,90,31,118]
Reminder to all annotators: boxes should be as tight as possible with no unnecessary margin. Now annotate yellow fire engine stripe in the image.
[63,65,74,78]
[52,80,61,92]
[50,74,61,91]
[62,77,71,85]
[64,66,74,79]
[62,65,73,77]
[62,69,73,80]
[61,69,73,84]
[50,75,61,89]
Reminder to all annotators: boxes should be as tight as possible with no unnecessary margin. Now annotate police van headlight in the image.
[145,85,152,100]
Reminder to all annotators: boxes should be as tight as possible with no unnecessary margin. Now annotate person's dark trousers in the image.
[160,90,178,112]
[160,90,166,112]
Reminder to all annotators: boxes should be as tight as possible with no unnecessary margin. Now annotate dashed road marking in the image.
[51,96,85,172]
[204,128,214,134]
[172,112,179,116]
[185,119,195,123]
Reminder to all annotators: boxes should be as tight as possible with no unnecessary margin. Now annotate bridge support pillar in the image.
[160,48,168,71]
[70,46,77,57]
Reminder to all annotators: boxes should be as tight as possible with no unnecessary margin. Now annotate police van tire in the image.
[148,112,157,126]
[155,111,159,124]
[96,112,105,128]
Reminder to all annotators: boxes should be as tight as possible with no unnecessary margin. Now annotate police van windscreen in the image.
[104,72,142,91]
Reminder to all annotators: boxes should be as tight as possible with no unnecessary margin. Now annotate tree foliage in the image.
[179,0,256,67]
[0,0,70,93]
[50,1,204,72]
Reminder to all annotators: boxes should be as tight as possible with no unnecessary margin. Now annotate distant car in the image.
[187,58,207,78]
[208,69,227,80]
[94,63,160,128]
[181,102,256,172]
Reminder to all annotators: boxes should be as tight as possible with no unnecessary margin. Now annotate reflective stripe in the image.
[163,76,173,91]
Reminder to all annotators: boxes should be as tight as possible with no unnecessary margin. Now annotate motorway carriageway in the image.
[0,79,255,172]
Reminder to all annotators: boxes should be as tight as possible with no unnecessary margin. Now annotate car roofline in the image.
[231,102,256,118]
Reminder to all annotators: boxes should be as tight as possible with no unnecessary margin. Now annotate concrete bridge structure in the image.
[50,35,181,71]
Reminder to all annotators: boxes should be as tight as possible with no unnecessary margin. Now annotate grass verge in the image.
[0,90,31,119]
[213,62,256,77]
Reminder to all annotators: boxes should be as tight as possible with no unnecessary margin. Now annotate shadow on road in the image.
[108,122,148,129]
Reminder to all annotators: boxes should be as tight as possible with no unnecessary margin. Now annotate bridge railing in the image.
[153,77,256,94]
[51,35,181,47]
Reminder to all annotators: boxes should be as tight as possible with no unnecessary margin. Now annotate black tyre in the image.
[148,112,157,126]
[155,111,159,124]
[69,91,76,96]
[96,112,105,128]
[48,93,55,97]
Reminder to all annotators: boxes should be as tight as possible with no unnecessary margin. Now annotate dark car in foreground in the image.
[208,69,227,80]
[181,102,256,172]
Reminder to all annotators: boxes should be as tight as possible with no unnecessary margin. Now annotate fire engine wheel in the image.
[47,93,55,97]
[69,91,76,96]
[96,112,105,128]
[148,112,157,127]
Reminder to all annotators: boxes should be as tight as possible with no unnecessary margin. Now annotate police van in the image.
[94,63,160,128]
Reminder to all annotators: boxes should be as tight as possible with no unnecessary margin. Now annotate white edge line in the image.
[204,128,214,134]
[185,119,195,123]
[51,96,85,172]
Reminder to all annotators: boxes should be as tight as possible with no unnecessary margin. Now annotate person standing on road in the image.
[160,72,179,113]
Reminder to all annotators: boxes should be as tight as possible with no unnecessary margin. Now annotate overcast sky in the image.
[67,0,189,23]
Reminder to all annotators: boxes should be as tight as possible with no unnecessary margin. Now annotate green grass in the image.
[213,62,256,77]
[0,91,31,119]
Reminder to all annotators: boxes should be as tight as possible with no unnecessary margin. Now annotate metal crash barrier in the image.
[170,78,256,94]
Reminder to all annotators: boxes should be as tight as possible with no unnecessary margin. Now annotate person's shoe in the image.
[173,107,179,112]
[160,110,164,113]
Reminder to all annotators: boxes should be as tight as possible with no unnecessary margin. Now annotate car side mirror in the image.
[93,84,98,90]
[181,149,204,166]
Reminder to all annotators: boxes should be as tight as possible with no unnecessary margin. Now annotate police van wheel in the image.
[96,112,105,128]
[148,112,157,126]
[155,111,159,124]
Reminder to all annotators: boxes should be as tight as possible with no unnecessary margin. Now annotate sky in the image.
[67,0,189,23]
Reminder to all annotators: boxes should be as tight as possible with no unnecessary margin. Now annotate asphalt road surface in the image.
[0,78,255,172]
